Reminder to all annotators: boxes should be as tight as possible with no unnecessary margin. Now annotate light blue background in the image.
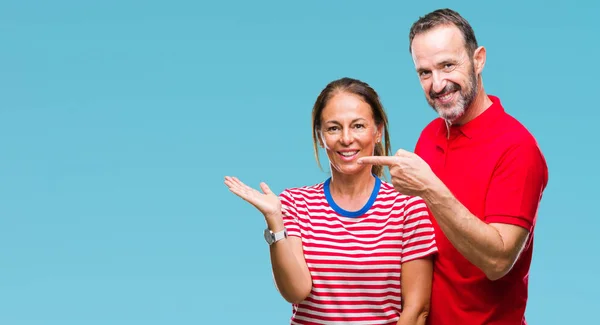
[1,1,597,324]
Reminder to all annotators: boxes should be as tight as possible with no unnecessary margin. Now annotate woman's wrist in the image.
[265,212,285,231]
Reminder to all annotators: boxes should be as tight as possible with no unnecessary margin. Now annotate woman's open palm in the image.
[224,176,281,219]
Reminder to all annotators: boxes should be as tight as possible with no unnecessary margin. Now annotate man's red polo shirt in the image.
[415,95,548,325]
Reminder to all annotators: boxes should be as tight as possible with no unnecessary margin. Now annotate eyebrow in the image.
[436,59,459,67]
[324,118,367,125]
[416,67,430,74]
[416,58,460,73]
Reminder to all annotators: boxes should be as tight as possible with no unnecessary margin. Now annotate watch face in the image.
[264,229,273,244]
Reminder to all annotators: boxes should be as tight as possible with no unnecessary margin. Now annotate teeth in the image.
[340,151,359,157]
[440,92,453,100]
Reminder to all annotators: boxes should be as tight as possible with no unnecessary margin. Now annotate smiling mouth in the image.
[435,91,456,104]
[338,150,359,158]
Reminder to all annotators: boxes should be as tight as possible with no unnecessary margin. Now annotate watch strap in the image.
[264,227,287,245]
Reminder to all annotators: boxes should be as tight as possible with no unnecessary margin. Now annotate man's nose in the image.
[432,71,447,94]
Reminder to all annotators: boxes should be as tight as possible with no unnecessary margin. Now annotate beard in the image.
[426,65,478,123]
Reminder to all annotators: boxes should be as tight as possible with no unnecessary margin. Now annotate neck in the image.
[453,81,493,126]
[329,167,375,198]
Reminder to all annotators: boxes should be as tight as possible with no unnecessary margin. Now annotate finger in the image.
[224,176,237,190]
[394,148,407,156]
[224,175,235,186]
[260,182,273,195]
[394,148,412,157]
[225,177,255,198]
[227,177,254,195]
[231,176,257,193]
[227,184,247,199]
[227,184,242,196]
[357,156,398,166]
[225,177,245,194]
[230,176,245,187]
[224,177,244,192]
[227,182,259,203]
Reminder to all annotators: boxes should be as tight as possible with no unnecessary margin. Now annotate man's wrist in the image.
[421,176,446,205]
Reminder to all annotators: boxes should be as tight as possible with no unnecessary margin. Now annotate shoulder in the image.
[488,100,549,183]
[501,114,539,145]
[494,105,547,164]
[489,97,540,147]
[281,181,324,195]
[279,181,326,203]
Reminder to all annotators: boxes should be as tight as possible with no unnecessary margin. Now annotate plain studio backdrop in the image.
[0,0,597,324]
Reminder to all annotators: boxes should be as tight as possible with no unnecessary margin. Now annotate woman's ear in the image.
[317,132,325,148]
[377,124,384,143]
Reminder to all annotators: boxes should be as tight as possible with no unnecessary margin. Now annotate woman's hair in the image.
[311,77,392,177]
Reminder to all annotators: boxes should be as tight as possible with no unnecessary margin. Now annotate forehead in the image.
[411,25,467,66]
[321,92,373,121]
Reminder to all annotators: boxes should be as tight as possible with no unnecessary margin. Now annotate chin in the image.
[332,163,367,176]
[437,106,465,121]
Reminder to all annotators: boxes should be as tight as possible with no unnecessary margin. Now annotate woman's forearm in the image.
[397,258,433,325]
[266,214,312,304]
[397,305,429,325]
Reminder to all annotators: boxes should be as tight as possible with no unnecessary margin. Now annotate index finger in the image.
[357,155,398,166]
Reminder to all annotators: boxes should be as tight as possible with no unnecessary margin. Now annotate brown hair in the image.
[311,77,392,178]
[408,8,478,56]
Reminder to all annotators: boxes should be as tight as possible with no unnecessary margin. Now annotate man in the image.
[358,8,548,325]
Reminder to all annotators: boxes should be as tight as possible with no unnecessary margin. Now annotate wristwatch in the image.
[264,228,287,245]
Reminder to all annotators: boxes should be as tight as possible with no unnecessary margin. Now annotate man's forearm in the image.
[421,179,511,280]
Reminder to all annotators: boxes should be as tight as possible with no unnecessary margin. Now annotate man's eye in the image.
[444,64,455,70]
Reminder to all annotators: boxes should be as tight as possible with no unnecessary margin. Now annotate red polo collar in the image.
[436,95,505,140]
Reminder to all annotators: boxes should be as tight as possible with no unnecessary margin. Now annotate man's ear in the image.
[473,46,486,75]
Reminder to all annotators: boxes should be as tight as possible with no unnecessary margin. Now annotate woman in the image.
[224,77,437,325]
